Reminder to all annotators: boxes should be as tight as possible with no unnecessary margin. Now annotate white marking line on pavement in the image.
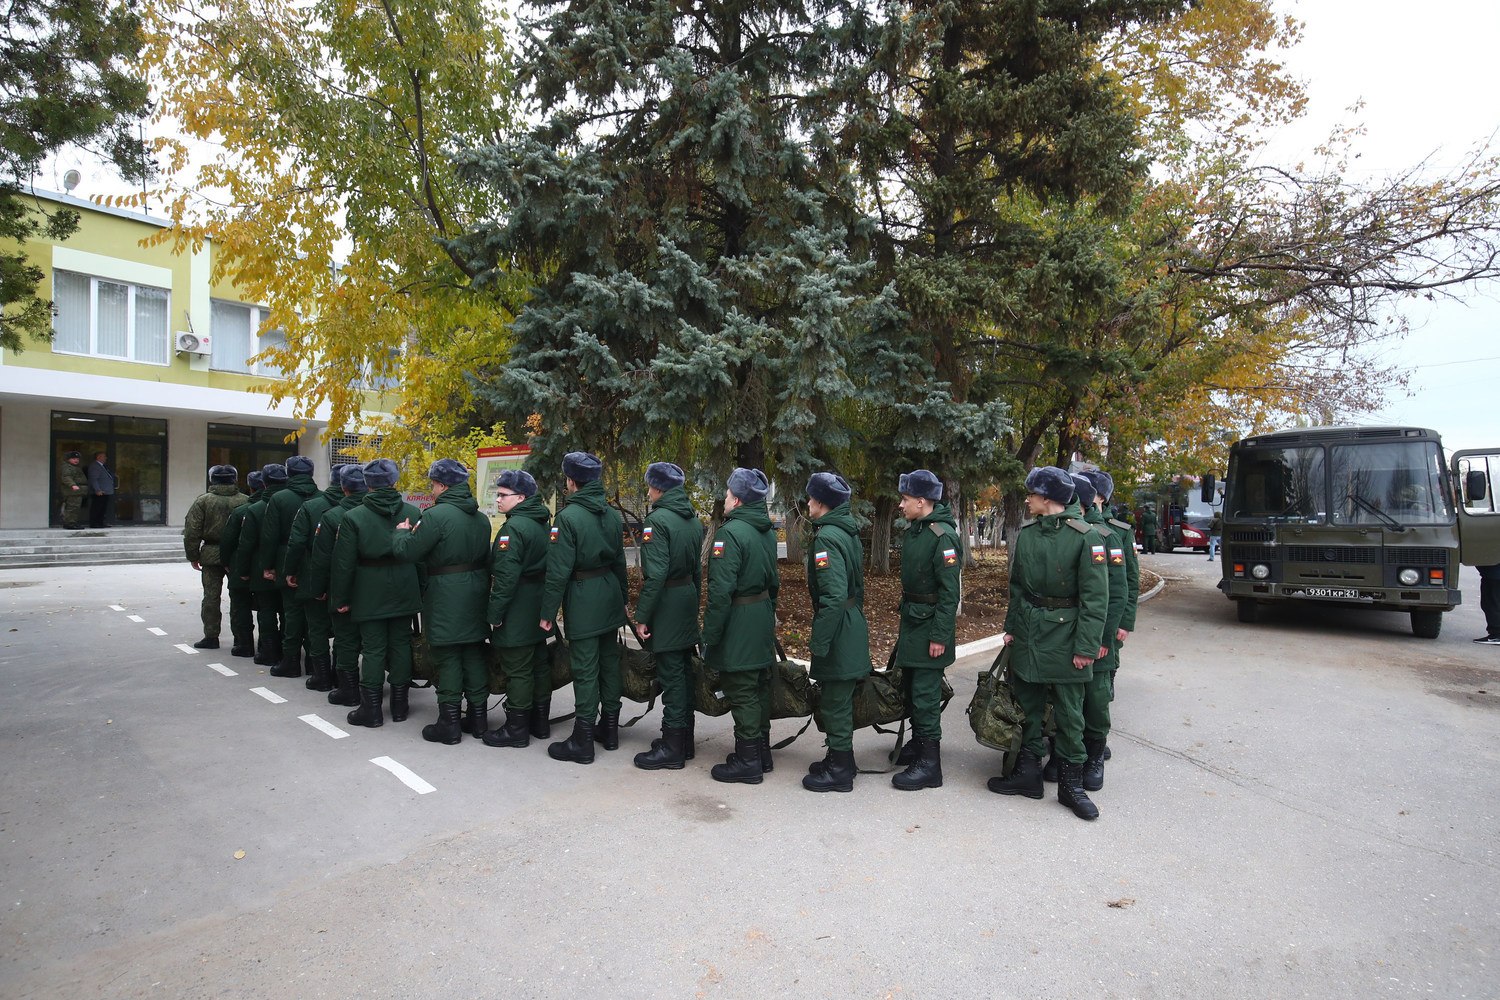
[108,604,124,611]
[127,615,144,622]
[207,662,237,677]
[299,714,349,740]
[369,756,436,795]
[250,686,287,704]
[174,643,199,655]
[147,627,167,636]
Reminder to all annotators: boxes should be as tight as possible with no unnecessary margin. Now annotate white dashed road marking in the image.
[147,627,167,636]
[108,605,124,611]
[299,714,349,740]
[207,662,237,677]
[127,615,144,623]
[174,643,199,655]
[370,756,436,795]
[250,687,287,704]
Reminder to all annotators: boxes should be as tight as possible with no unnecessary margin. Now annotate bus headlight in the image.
[1398,568,1420,586]
[1251,564,1270,580]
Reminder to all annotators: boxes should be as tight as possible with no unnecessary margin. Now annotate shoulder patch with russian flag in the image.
[1109,546,1123,565]
[712,539,725,557]
[942,547,957,566]
[1091,543,1106,564]
[815,550,829,569]
[549,526,559,543]
[498,534,510,551]
[642,525,653,543]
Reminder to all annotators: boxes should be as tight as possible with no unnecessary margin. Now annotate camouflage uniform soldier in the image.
[1081,468,1138,787]
[219,470,264,657]
[803,472,872,794]
[182,464,249,650]
[306,466,368,707]
[988,466,1109,821]
[632,462,705,772]
[284,465,346,692]
[58,451,87,529]
[237,464,287,666]
[482,470,553,748]
[258,455,319,678]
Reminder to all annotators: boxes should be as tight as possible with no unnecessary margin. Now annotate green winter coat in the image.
[635,486,704,653]
[392,483,491,646]
[540,479,627,641]
[894,502,961,669]
[59,460,88,495]
[702,500,780,672]
[1109,516,1141,633]
[220,488,261,591]
[283,483,341,599]
[236,485,281,593]
[305,491,362,600]
[1003,502,1110,684]
[183,484,248,566]
[258,473,318,579]
[806,503,872,682]
[488,494,551,648]
[329,486,423,622]
[1087,506,1125,643]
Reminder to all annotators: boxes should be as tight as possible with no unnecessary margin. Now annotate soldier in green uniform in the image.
[331,458,423,727]
[802,472,872,793]
[539,451,627,764]
[218,470,263,657]
[1139,502,1159,554]
[1081,467,1139,787]
[258,455,319,678]
[891,469,961,791]
[482,470,552,748]
[283,465,345,692]
[392,459,492,745]
[307,466,367,707]
[702,468,779,783]
[182,464,249,650]
[988,466,1109,820]
[237,464,286,666]
[632,462,705,771]
[58,451,87,529]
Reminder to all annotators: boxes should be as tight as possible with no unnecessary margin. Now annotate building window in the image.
[210,300,289,377]
[52,270,170,365]
[362,346,402,391]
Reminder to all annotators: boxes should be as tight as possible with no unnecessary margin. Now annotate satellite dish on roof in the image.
[63,169,82,192]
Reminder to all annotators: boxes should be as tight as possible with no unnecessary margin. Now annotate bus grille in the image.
[1285,545,1379,563]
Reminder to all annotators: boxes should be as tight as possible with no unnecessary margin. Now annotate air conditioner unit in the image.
[175,331,212,355]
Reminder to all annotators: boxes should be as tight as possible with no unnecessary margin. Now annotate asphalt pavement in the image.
[1,554,1496,998]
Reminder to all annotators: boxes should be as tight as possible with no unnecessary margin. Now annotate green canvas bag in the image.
[967,644,1025,776]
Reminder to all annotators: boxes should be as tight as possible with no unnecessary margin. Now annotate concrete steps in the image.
[0,528,185,569]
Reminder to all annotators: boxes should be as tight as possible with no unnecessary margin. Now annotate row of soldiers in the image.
[182,453,1137,814]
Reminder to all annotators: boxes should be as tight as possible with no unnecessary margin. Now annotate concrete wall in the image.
[0,402,49,529]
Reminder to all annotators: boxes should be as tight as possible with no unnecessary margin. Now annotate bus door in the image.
[1453,449,1500,566]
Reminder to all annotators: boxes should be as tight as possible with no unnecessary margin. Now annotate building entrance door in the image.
[50,411,168,525]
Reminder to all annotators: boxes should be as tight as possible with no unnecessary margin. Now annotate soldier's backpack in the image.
[967,643,1025,777]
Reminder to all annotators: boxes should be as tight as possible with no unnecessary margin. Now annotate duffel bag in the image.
[967,643,1025,775]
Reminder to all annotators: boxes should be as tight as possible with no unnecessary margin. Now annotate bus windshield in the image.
[1328,441,1454,526]
[1227,446,1326,522]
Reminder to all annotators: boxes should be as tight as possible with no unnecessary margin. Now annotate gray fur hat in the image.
[363,458,400,489]
[286,455,314,475]
[341,466,367,492]
[209,464,237,484]
[248,471,265,490]
[1025,466,1075,506]
[1082,468,1114,503]
[262,463,288,483]
[727,467,770,503]
[562,451,603,484]
[806,472,852,508]
[495,469,538,497]
[428,458,469,486]
[331,463,347,486]
[898,469,943,501]
[645,462,685,491]
[1071,472,1097,509]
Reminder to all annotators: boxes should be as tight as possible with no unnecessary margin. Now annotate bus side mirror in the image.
[1200,475,1216,504]
[1466,470,1488,503]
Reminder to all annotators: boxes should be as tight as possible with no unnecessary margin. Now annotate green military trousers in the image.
[1082,666,1115,743]
[254,590,283,644]
[304,598,331,658]
[431,641,488,707]
[1013,676,1087,764]
[655,647,694,729]
[496,640,549,712]
[722,668,770,742]
[279,583,306,654]
[358,616,413,690]
[902,667,946,741]
[567,633,622,724]
[226,585,254,646]
[62,496,84,526]
[199,564,227,638]
[819,678,857,752]
[331,608,360,674]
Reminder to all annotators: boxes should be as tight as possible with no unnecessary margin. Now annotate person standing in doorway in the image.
[58,451,87,529]
[87,452,115,528]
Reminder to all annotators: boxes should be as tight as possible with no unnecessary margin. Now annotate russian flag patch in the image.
[712,540,725,557]
[549,526,559,543]
[815,550,829,569]
[1091,543,1106,564]
[1109,547,1123,565]
[942,547,957,566]
[498,534,510,551]
[642,526,654,543]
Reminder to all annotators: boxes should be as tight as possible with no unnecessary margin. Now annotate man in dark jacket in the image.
[891,469,961,791]
[218,470,263,657]
[237,464,286,665]
[259,455,319,678]
[482,470,553,748]
[284,465,345,692]
[632,462,705,771]
[307,466,368,707]
[87,452,115,527]
[803,472,872,793]
[393,459,492,745]
[539,451,627,764]
[183,464,249,650]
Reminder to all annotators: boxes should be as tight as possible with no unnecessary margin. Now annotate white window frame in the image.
[51,269,171,367]
[209,299,287,378]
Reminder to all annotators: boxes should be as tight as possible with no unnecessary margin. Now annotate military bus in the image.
[1203,425,1500,638]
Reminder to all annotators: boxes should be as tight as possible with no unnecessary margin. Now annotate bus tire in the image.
[1235,599,1259,624]
[1411,610,1442,639]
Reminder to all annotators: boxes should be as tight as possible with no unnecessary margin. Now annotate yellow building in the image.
[0,188,384,529]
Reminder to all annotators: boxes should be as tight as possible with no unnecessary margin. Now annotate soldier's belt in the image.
[665,574,694,588]
[573,566,612,581]
[358,557,403,568]
[903,592,939,605]
[1025,592,1078,610]
[841,596,857,610]
[519,570,546,584]
[428,561,486,576]
[732,590,769,606]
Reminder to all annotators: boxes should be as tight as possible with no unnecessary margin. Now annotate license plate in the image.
[1289,587,1360,599]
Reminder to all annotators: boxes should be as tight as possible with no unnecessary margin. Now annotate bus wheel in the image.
[1411,610,1442,639]
[1235,599,1259,624]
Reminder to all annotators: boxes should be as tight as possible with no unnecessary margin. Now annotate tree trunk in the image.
[869,494,897,575]
[784,504,805,564]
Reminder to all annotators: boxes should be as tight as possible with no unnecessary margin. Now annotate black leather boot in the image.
[347,686,384,728]
[682,711,695,760]
[547,718,595,764]
[328,667,360,706]
[193,636,219,649]
[807,749,833,777]
[530,695,552,740]
[1103,743,1113,761]
[1041,735,1059,782]
[759,731,774,773]
[460,698,480,735]
[468,701,488,742]
[892,737,943,791]
[253,634,275,666]
[389,683,410,722]
[597,710,620,751]
[633,727,686,770]
[269,649,302,678]
[987,748,1044,798]
[1082,736,1106,792]
[894,737,919,767]
[304,654,334,691]
[482,708,531,748]
[801,748,855,792]
[711,737,764,784]
[1058,760,1100,820]
[423,702,463,745]
[230,634,254,657]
